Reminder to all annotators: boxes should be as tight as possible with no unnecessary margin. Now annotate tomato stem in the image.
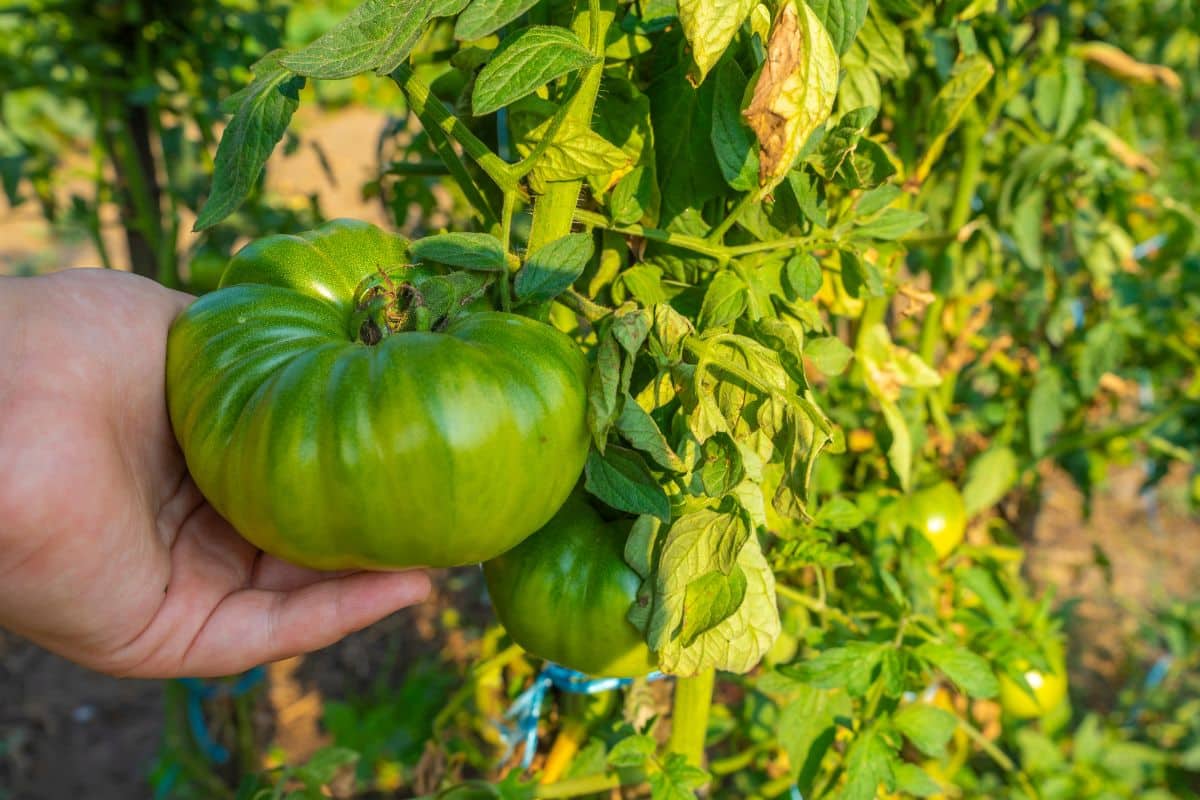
[525,0,612,254]
[666,668,715,768]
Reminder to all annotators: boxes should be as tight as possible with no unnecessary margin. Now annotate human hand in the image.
[0,269,431,678]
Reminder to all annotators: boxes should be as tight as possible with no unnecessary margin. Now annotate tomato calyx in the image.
[351,267,491,344]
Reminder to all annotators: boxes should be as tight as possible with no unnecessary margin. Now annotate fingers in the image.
[250,553,355,592]
[164,569,432,678]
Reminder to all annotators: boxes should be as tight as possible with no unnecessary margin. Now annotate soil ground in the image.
[2,107,1198,798]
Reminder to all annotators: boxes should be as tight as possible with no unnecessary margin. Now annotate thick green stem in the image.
[667,669,715,768]
[525,0,612,254]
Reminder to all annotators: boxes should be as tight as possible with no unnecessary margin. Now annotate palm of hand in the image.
[0,270,430,677]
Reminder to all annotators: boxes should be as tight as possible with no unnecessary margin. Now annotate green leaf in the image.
[804,336,853,376]
[892,763,944,797]
[893,704,958,757]
[649,753,710,800]
[195,53,304,231]
[472,27,598,116]
[813,497,864,531]
[854,208,927,240]
[650,62,725,225]
[816,105,877,179]
[648,509,779,675]
[962,446,1018,516]
[856,184,902,217]
[677,0,755,84]
[588,336,621,445]
[454,0,541,40]
[518,116,631,185]
[606,733,656,768]
[681,567,747,647]
[295,747,359,786]
[915,643,999,699]
[698,270,748,330]
[616,398,686,472]
[514,233,593,302]
[783,253,822,301]
[585,446,671,522]
[743,0,839,192]
[778,685,842,788]
[788,641,884,696]
[280,0,432,79]
[410,232,507,270]
[698,435,745,497]
[1028,368,1065,457]
[842,723,897,800]
[915,54,994,181]
[710,59,759,191]
[847,7,908,81]
[840,251,884,297]
[806,0,868,55]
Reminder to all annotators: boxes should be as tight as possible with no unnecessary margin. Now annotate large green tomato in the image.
[482,494,657,678]
[998,660,1068,719]
[166,219,590,570]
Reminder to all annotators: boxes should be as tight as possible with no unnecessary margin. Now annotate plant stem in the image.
[392,65,516,192]
[707,188,762,244]
[559,288,612,322]
[525,0,612,254]
[499,190,517,311]
[666,668,715,768]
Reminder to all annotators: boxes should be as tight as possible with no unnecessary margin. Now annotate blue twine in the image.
[176,666,266,765]
[496,663,666,769]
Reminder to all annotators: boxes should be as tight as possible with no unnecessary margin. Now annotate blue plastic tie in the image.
[176,666,266,765]
[496,663,666,769]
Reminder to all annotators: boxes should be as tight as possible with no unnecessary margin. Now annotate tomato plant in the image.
[141,0,1200,797]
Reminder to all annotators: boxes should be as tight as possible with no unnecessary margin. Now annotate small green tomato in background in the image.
[166,219,590,570]
[905,481,967,560]
[999,662,1068,720]
[483,493,657,679]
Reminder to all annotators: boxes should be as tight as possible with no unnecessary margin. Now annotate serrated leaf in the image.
[788,641,884,696]
[778,685,841,788]
[649,753,710,799]
[514,232,592,302]
[856,184,902,217]
[854,208,927,240]
[698,435,745,497]
[472,27,598,116]
[893,704,958,757]
[840,251,884,297]
[585,446,671,522]
[916,643,999,699]
[743,1,839,191]
[892,763,944,797]
[410,232,506,270]
[607,733,657,768]
[454,0,541,40]
[710,59,759,191]
[842,723,897,800]
[783,253,822,300]
[280,0,431,79]
[698,270,748,330]
[195,53,304,231]
[678,0,755,84]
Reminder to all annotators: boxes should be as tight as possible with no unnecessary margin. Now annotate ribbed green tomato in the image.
[482,494,657,678]
[166,219,590,570]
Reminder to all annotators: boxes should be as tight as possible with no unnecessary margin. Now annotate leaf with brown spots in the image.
[742,0,839,192]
